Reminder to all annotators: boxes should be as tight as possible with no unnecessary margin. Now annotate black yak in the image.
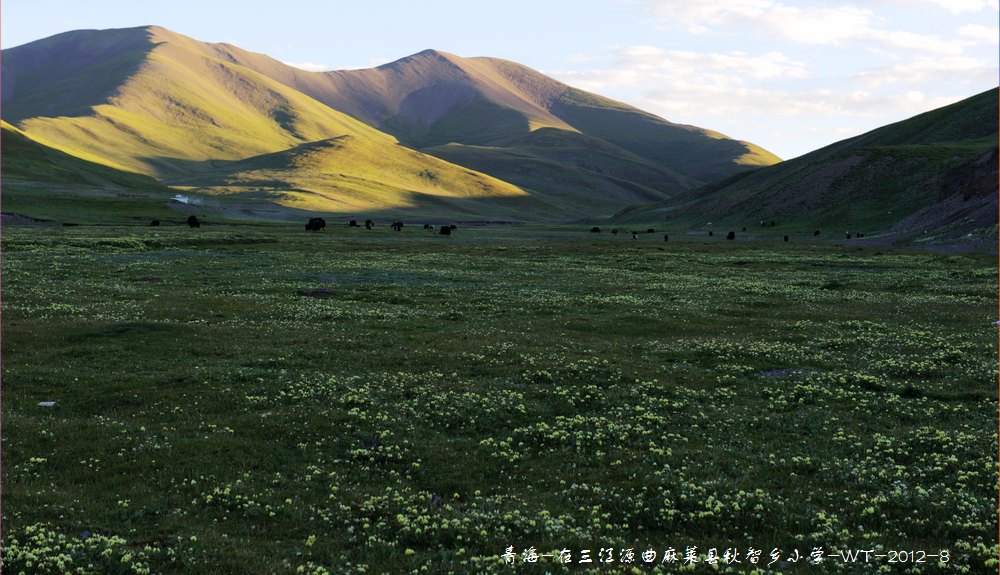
[439,225,451,236]
[305,217,326,232]
[365,219,374,229]
[391,221,403,231]
[813,230,821,236]
[591,227,601,233]
[187,215,200,228]
[663,234,668,242]
[349,219,359,227]
[150,220,160,227]
[784,235,789,242]
[726,231,735,240]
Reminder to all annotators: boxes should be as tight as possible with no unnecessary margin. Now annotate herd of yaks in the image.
[303,217,458,235]
[147,216,866,241]
[588,226,866,241]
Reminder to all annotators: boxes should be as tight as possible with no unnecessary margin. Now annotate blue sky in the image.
[3,0,997,159]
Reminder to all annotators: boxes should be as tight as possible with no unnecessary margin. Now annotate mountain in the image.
[1,26,780,220]
[615,88,999,243]
[195,44,780,185]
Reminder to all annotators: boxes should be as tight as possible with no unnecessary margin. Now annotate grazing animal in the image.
[742,226,746,232]
[349,219,359,227]
[365,219,374,230]
[439,225,451,236]
[663,234,668,242]
[590,226,601,233]
[611,229,618,235]
[813,230,820,236]
[726,231,736,240]
[770,221,776,227]
[187,215,200,228]
[449,224,457,230]
[846,232,852,239]
[646,228,654,233]
[783,235,789,242]
[631,233,638,240]
[391,221,403,231]
[708,231,713,237]
[423,224,431,229]
[150,220,160,227]
[305,217,326,232]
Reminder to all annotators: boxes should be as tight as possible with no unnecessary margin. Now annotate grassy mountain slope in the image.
[163,135,549,218]
[422,127,697,211]
[1,28,154,122]
[552,87,780,183]
[615,88,999,241]
[6,26,396,178]
[1,121,182,223]
[200,44,782,185]
[2,121,166,189]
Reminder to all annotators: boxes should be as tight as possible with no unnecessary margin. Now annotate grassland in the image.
[616,88,999,237]
[1,222,996,574]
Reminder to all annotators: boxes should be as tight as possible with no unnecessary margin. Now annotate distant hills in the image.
[2,25,995,241]
[615,88,999,243]
[1,26,779,221]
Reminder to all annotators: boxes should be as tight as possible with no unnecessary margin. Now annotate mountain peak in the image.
[411,48,450,58]
[382,48,463,70]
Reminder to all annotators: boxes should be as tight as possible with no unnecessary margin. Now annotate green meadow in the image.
[2,224,997,574]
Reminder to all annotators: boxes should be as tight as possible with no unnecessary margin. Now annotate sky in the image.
[3,0,997,160]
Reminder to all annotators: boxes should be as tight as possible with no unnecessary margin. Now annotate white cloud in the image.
[602,46,809,80]
[281,61,329,72]
[900,0,999,13]
[958,24,1000,44]
[548,42,976,155]
[852,56,998,87]
[636,85,957,120]
[639,0,965,55]
[867,30,962,55]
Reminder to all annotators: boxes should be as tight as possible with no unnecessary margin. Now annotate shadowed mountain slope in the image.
[614,88,999,243]
[2,121,167,189]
